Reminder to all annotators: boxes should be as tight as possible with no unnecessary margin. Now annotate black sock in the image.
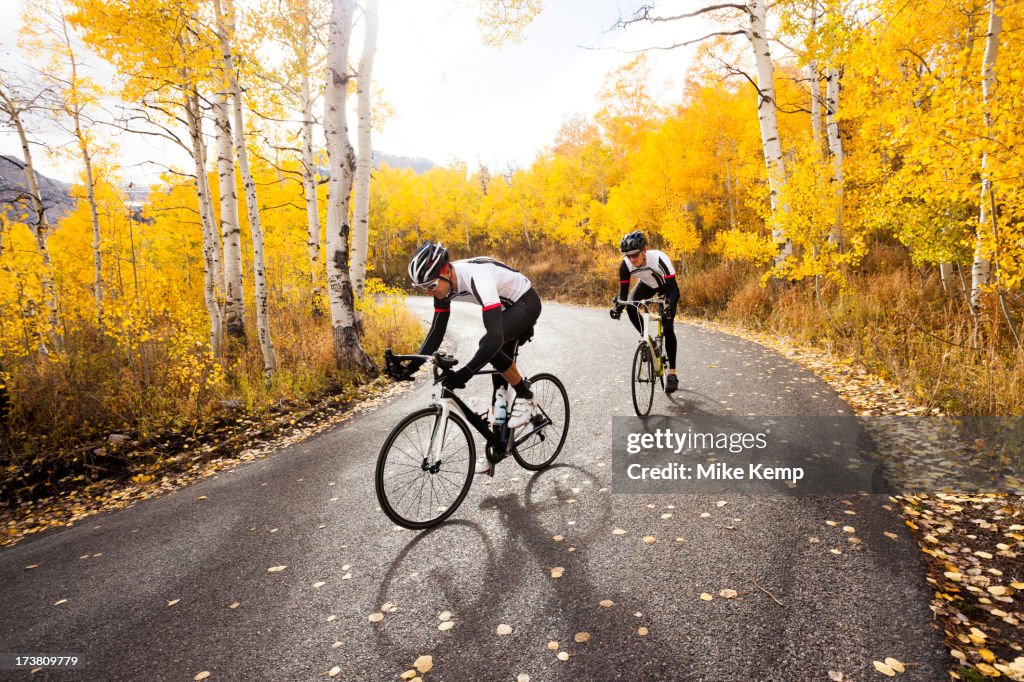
[512,378,533,400]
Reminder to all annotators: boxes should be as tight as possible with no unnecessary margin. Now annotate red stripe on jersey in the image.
[481,303,502,311]
[664,274,676,279]
[619,279,630,284]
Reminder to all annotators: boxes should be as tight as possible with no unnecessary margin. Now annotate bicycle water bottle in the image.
[493,387,508,425]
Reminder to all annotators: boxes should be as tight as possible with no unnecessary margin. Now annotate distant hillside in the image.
[374,152,436,174]
[0,150,433,227]
[0,155,76,224]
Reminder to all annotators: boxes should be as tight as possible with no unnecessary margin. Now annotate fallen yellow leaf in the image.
[884,657,905,673]
[872,660,895,676]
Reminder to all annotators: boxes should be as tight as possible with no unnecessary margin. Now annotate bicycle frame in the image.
[391,353,554,468]
[616,297,667,374]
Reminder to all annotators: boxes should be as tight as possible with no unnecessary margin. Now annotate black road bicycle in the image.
[377,346,570,530]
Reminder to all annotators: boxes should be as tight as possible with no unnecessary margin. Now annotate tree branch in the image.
[617,3,749,30]
[620,30,749,52]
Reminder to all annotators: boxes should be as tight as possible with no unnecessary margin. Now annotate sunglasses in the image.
[414,276,449,291]
[625,250,644,258]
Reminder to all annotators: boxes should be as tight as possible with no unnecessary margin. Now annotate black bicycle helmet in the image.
[620,230,647,253]
[408,241,449,286]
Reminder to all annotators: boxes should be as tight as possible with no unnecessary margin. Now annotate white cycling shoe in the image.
[475,457,493,475]
[506,399,537,430]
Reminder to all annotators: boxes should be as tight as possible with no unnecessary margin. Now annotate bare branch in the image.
[619,30,749,52]
[616,3,749,30]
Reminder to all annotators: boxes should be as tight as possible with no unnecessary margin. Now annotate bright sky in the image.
[0,0,710,185]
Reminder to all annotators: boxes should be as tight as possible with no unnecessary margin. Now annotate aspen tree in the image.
[351,0,378,301]
[971,0,1001,318]
[212,89,246,339]
[21,1,106,327]
[619,2,794,267]
[0,80,60,348]
[212,0,276,373]
[323,0,374,372]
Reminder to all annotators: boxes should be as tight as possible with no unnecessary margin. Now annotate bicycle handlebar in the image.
[614,296,667,308]
[384,349,459,384]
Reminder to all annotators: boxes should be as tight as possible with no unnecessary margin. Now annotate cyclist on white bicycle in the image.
[404,241,542,472]
[609,231,681,394]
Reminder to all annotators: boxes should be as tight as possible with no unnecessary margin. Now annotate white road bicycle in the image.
[377,347,570,530]
[616,296,670,417]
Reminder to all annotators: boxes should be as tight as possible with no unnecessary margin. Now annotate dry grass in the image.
[715,264,1024,416]
[0,290,424,491]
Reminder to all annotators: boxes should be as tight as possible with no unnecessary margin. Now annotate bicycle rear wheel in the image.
[375,407,476,530]
[512,373,570,470]
[631,343,655,417]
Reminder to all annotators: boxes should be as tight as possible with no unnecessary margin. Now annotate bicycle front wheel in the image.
[512,373,570,470]
[631,343,655,417]
[375,407,476,530]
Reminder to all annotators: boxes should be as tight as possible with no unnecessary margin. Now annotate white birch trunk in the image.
[746,0,792,265]
[825,66,844,244]
[808,1,823,152]
[351,0,378,301]
[214,0,277,373]
[301,71,323,311]
[185,89,224,359]
[65,76,105,327]
[214,91,246,339]
[324,0,374,372]
[809,64,823,151]
[0,89,60,347]
[971,0,1001,317]
[939,262,955,293]
[56,14,105,328]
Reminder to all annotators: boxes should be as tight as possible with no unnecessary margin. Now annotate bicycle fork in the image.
[424,399,454,473]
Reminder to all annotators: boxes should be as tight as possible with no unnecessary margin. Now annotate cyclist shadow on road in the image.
[469,464,698,677]
[368,464,694,678]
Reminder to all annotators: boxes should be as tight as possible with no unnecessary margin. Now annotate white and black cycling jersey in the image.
[441,258,532,311]
[619,249,676,290]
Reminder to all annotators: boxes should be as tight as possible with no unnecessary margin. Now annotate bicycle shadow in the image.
[365,464,695,678]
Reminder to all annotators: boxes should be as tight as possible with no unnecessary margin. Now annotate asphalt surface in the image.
[0,299,948,681]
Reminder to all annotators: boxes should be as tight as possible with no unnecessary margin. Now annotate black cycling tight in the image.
[626,283,677,370]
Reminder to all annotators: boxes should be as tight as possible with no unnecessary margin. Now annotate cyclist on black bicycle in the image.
[609,230,680,394]
[401,241,542,473]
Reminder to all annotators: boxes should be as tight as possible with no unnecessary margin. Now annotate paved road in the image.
[0,300,947,681]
